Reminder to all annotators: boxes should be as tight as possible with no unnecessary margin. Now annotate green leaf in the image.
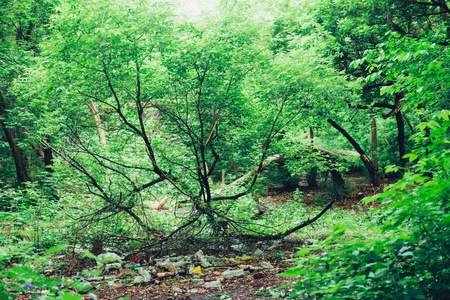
[297,246,311,257]
[403,153,418,162]
[57,293,84,300]
[442,215,450,223]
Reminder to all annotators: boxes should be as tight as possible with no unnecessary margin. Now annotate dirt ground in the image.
[16,172,384,300]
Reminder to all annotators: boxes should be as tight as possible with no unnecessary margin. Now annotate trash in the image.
[135,280,155,286]
[195,249,213,267]
[268,241,281,250]
[72,279,92,293]
[160,264,179,272]
[105,262,121,271]
[133,276,144,284]
[231,244,246,252]
[188,265,195,274]
[173,287,182,292]
[86,276,106,281]
[222,269,244,279]
[193,278,204,283]
[260,261,274,269]
[87,293,98,300]
[98,252,122,266]
[24,283,35,290]
[200,259,212,267]
[205,276,225,282]
[192,266,202,274]
[156,272,176,278]
[173,260,188,268]
[253,249,264,257]
[130,256,145,262]
[205,280,221,288]
[188,288,199,293]
[138,268,152,281]
[236,256,252,261]
[43,269,55,275]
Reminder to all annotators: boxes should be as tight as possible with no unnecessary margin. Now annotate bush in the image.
[282,111,450,299]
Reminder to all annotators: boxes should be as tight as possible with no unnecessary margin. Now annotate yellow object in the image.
[193,266,202,274]
[236,256,253,261]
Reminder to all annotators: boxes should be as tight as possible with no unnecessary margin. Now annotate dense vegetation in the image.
[1,0,449,298]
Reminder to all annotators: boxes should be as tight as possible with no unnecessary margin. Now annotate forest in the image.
[0,0,449,299]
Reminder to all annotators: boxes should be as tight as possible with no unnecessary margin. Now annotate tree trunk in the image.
[395,111,406,167]
[370,109,378,171]
[0,92,30,183]
[327,118,379,185]
[87,101,107,146]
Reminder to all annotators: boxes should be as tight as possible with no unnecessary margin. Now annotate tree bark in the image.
[87,101,107,146]
[0,91,30,183]
[395,110,406,167]
[382,93,406,167]
[327,118,379,185]
[370,108,378,171]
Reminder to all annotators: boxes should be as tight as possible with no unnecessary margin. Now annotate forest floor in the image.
[17,172,385,300]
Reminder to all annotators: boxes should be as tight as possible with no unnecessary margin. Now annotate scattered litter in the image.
[24,283,35,290]
[205,276,224,282]
[138,268,152,281]
[260,261,274,269]
[43,269,55,275]
[236,256,252,261]
[205,280,221,288]
[156,272,176,278]
[160,264,179,272]
[98,253,122,265]
[87,293,98,300]
[254,249,264,257]
[222,269,244,279]
[188,288,199,293]
[231,244,246,252]
[173,287,182,292]
[192,266,202,274]
[133,276,144,284]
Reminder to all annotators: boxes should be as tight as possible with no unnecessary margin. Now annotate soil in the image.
[16,171,386,300]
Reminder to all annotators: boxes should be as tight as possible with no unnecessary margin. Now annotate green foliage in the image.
[283,61,450,300]
[0,245,83,300]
